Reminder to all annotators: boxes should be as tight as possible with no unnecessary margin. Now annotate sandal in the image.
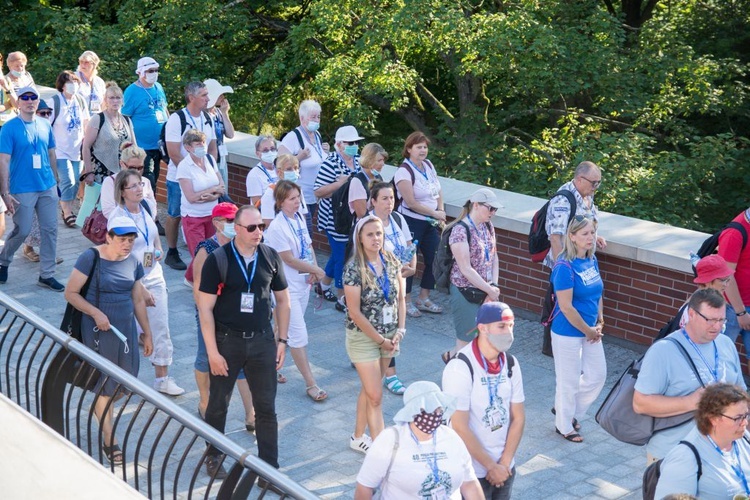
[406,302,422,318]
[277,371,287,384]
[415,298,443,314]
[23,246,40,262]
[555,427,583,443]
[441,351,454,365]
[64,214,77,228]
[551,408,581,431]
[102,443,123,465]
[306,385,328,402]
[383,375,406,395]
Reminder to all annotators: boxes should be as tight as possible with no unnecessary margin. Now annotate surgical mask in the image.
[221,223,236,239]
[306,121,320,132]
[283,170,299,183]
[344,145,358,157]
[412,409,444,434]
[192,146,207,158]
[145,72,158,85]
[10,70,22,78]
[261,151,278,164]
[65,82,79,95]
[487,332,514,352]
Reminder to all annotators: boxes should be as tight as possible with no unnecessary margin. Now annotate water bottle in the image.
[426,217,444,230]
[689,252,701,268]
[403,240,419,263]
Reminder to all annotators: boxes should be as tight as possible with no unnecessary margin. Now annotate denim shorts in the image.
[166,180,181,218]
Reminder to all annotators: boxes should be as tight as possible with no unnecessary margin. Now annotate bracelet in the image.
[396,328,406,336]
[278,338,288,344]
[378,337,386,345]
[737,311,747,317]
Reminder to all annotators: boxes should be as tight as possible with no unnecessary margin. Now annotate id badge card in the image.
[155,109,167,123]
[240,292,255,313]
[429,182,440,199]
[429,486,448,500]
[143,251,154,268]
[218,144,228,157]
[32,154,42,169]
[382,304,396,326]
[487,407,504,432]
[300,253,315,277]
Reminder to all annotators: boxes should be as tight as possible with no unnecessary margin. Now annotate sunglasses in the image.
[144,69,159,74]
[37,111,52,117]
[19,94,38,101]
[573,215,592,223]
[236,222,266,233]
[481,203,498,213]
[126,165,145,172]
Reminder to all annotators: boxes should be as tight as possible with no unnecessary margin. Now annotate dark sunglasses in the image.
[236,222,266,233]
[127,165,145,172]
[573,215,592,223]
[37,111,52,117]
[481,203,498,213]
[144,68,159,74]
[19,94,38,101]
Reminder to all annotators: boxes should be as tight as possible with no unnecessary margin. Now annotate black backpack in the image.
[693,221,747,276]
[454,351,515,381]
[654,303,688,342]
[433,220,477,293]
[642,440,701,500]
[391,162,418,211]
[158,108,212,158]
[331,171,369,235]
[528,189,576,263]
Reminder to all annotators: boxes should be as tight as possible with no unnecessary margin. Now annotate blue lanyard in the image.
[405,158,430,182]
[336,152,358,174]
[367,253,390,302]
[682,329,719,382]
[479,352,505,407]
[298,126,324,158]
[124,205,149,246]
[386,214,405,253]
[186,111,205,133]
[24,119,40,152]
[137,82,161,110]
[408,428,440,483]
[283,212,308,260]
[230,240,258,293]
[466,215,491,262]
[257,163,276,183]
[707,435,750,494]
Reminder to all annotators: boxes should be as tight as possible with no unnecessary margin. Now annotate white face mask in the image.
[192,146,207,158]
[144,72,158,85]
[261,151,278,164]
[64,82,79,95]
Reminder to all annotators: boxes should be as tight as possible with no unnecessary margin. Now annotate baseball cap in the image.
[476,301,514,325]
[469,187,503,209]
[694,254,734,284]
[212,202,238,220]
[16,86,38,98]
[204,79,234,109]
[135,57,159,75]
[335,125,364,143]
[107,216,138,236]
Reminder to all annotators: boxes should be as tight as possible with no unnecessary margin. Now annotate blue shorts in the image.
[166,180,181,218]
[194,309,245,379]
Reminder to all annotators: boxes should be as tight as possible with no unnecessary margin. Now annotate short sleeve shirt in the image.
[263,210,313,294]
[246,163,278,199]
[718,211,750,304]
[0,116,57,193]
[543,181,599,267]
[449,220,496,288]
[280,127,326,204]
[343,252,402,335]
[314,152,359,240]
[122,81,168,150]
[550,257,603,337]
[46,93,90,160]
[260,183,308,221]
[176,155,221,217]
[164,109,216,181]
[395,160,441,221]
[347,171,381,213]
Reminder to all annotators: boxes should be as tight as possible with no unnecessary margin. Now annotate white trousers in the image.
[288,287,311,349]
[551,332,607,435]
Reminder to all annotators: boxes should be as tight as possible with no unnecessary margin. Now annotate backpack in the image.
[693,221,747,277]
[595,337,706,445]
[51,93,87,126]
[284,128,323,154]
[528,189,577,263]
[158,108,213,158]
[642,440,701,500]
[210,243,276,295]
[455,351,515,381]
[434,220,480,293]
[390,162,417,211]
[331,171,369,235]
[654,302,688,342]
[344,212,405,261]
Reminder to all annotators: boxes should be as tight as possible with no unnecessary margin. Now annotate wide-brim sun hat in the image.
[393,381,457,424]
[204,78,234,109]
[335,125,364,143]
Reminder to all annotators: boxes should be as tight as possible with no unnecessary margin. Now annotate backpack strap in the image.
[726,221,748,251]
[392,212,405,230]
[664,336,707,388]
[555,189,578,227]
[455,352,474,383]
[51,94,61,126]
[507,354,515,378]
[380,427,400,489]
[214,245,229,285]
[139,199,153,217]
[678,440,702,479]
[96,112,106,134]
[178,108,188,136]
[293,128,305,151]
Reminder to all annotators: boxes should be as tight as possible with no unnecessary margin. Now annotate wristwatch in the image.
[737,310,747,317]
[278,338,289,344]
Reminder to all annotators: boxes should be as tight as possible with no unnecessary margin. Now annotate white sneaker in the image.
[350,433,372,454]
[154,377,186,396]
[183,278,193,289]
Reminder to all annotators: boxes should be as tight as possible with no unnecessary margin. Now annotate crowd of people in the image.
[2,49,750,499]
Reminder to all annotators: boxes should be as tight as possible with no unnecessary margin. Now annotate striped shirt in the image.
[314,152,359,241]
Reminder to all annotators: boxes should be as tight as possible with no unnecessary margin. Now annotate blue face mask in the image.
[221,222,236,239]
[284,170,299,183]
[306,121,320,132]
[344,145,358,157]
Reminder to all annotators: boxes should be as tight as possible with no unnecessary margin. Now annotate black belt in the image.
[215,322,268,340]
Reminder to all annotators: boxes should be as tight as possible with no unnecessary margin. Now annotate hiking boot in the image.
[164,250,187,270]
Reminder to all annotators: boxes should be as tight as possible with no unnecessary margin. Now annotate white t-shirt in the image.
[263,210,313,294]
[175,156,221,217]
[100,174,157,220]
[260,182,308,222]
[442,342,525,478]
[110,206,163,279]
[46,93,90,160]
[347,171,381,214]
[280,127,327,204]
[376,212,412,255]
[357,424,477,499]
[246,163,278,199]
[165,109,216,181]
[395,160,441,221]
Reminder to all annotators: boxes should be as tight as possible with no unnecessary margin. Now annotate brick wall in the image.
[157,160,700,349]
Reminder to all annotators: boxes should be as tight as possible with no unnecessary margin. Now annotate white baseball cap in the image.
[135,57,159,75]
[335,125,364,143]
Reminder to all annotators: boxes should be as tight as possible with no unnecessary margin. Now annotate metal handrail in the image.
[0,291,318,499]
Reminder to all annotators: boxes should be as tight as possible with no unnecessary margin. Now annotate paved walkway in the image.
[0,209,648,499]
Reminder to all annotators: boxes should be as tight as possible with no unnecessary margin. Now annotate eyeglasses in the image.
[580,176,602,188]
[692,308,727,326]
[144,69,159,74]
[236,222,266,233]
[573,215,592,223]
[126,165,145,172]
[721,412,750,424]
[19,94,38,101]
[259,147,278,153]
[37,111,52,118]
[342,141,360,145]
[124,182,146,191]
[481,203,498,213]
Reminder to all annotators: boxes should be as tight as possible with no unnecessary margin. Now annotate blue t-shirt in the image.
[551,256,603,337]
[122,81,168,150]
[0,116,56,193]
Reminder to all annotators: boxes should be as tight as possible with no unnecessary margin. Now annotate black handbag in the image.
[59,248,101,390]
[458,286,488,304]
